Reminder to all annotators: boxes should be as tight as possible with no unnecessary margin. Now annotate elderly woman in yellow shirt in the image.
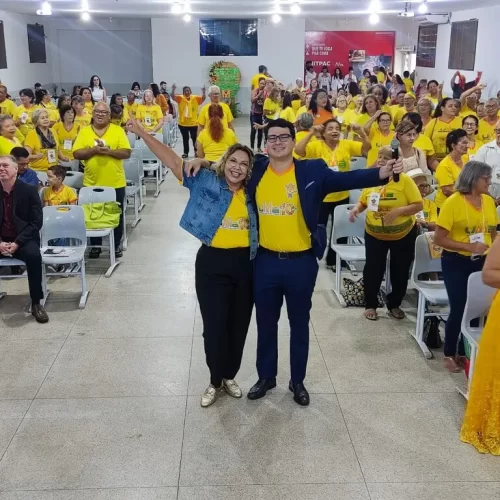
[349,146,423,320]
[52,105,80,160]
[136,89,164,135]
[14,88,38,138]
[0,115,22,155]
[434,161,498,373]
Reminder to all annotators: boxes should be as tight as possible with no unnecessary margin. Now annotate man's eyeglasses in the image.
[94,110,110,116]
[267,134,292,144]
[417,183,430,189]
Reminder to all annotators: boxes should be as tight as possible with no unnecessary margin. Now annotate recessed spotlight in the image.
[37,1,52,15]
[81,0,89,10]
[291,3,301,15]
[369,0,381,12]
[183,13,192,22]
[81,11,91,21]
[172,3,182,14]
[418,1,428,14]
[369,13,380,24]
[271,13,282,24]
[183,2,192,13]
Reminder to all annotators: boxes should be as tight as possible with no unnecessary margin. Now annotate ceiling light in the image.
[183,13,192,22]
[369,0,382,12]
[418,1,428,14]
[274,2,282,14]
[171,2,182,14]
[183,2,192,13]
[291,3,301,15]
[369,13,380,24]
[81,0,89,10]
[271,13,282,24]
[36,1,52,15]
[81,11,91,21]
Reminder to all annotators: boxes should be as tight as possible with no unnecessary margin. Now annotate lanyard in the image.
[462,194,485,235]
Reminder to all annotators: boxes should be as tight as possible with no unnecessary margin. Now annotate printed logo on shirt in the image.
[284,182,298,199]
[465,223,495,235]
[220,216,249,230]
[258,202,297,216]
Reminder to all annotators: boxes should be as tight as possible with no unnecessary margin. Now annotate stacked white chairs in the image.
[36,171,48,187]
[134,138,161,198]
[63,171,84,190]
[127,132,136,148]
[0,256,46,305]
[41,205,89,308]
[459,271,496,399]
[410,233,449,359]
[331,204,367,306]
[130,148,146,211]
[60,160,79,172]
[78,186,121,277]
[497,205,500,219]
[123,158,143,250]
[350,157,367,170]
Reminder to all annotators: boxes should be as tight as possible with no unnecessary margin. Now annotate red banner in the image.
[305,31,396,79]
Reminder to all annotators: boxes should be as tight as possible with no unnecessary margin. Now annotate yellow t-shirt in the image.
[462,138,483,163]
[392,106,412,126]
[41,105,59,124]
[460,104,478,119]
[301,139,362,202]
[74,112,92,129]
[211,189,250,248]
[425,94,446,109]
[291,100,302,113]
[196,127,237,162]
[198,102,234,128]
[124,101,138,119]
[43,184,78,206]
[24,129,60,172]
[296,105,308,117]
[333,108,354,135]
[413,133,435,158]
[73,124,131,188]
[423,117,462,160]
[390,104,403,119]
[435,155,463,208]
[251,73,268,90]
[136,104,163,132]
[263,98,281,120]
[293,130,316,160]
[367,129,393,167]
[175,95,203,127]
[403,78,414,92]
[437,192,498,256]
[14,104,39,137]
[376,72,386,83]
[477,119,496,144]
[84,101,94,113]
[279,107,296,123]
[421,198,438,224]
[360,173,422,241]
[0,99,16,117]
[52,122,80,160]
[0,136,21,155]
[256,165,311,252]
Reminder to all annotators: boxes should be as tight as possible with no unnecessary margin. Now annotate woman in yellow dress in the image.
[52,105,80,160]
[0,115,22,155]
[136,89,164,135]
[14,88,38,138]
[72,95,91,128]
[364,110,394,166]
[460,235,500,455]
[35,89,58,125]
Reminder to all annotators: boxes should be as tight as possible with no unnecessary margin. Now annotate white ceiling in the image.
[0,0,492,18]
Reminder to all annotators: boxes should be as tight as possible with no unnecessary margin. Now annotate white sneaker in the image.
[223,379,242,398]
[200,384,220,407]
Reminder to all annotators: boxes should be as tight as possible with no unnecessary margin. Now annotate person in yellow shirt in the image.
[263,87,281,121]
[424,98,462,161]
[72,95,92,129]
[355,94,381,132]
[461,115,483,162]
[36,89,59,126]
[369,84,391,113]
[434,161,497,372]
[136,89,164,134]
[80,87,95,113]
[0,115,22,155]
[374,66,387,84]
[350,146,423,320]
[296,93,312,117]
[364,111,394,166]
[196,104,238,162]
[294,118,370,268]
[393,93,416,126]
[407,168,437,231]
[24,109,69,172]
[425,80,443,109]
[459,82,484,118]
[434,129,469,208]
[279,92,296,123]
[14,88,38,138]
[52,105,80,160]
[477,98,499,143]
[290,93,302,114]
[401,111,439,171]
[198,86,234,133]
[332,95,354,137]
[389,90,406,120]
[251,65,270,90]
[0,85,16,117]
[73,102,132,258]
[43,165,78,207]
[293,113,316,159]
[124,91,138,119]
[110,93,130,126]
[402,71,413,93]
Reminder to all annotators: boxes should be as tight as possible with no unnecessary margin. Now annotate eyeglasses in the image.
[417,183,430,189]
[267,134,292,143]
[463,122,477,127]
[379,119,392,123]
[93,110,110,116]
[227,157,249,170]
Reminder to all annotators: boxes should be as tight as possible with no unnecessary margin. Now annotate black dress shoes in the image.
[289,381,310,406]
[32,304,49,324]
[247,378,277,400]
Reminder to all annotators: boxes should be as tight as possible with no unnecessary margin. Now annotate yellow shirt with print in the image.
[360,173,422,241]
[125,101,138,119]
[437,192,498,256]
[0,136,21,156]
[52,122,80,160]
[24,129,60,172]
[14,105,39,137]
[136,104,163,132]
[74,113,92,129]
[423,117,462,160]
[279,107,296,123]
[211,189,250,249]
[73,124,131,188]
[367,128,393,167]
[256,165,311,252]
[251,73,268,90]
[422,198,438,224]
[300,139,362,202]
[478,119,496,144]
[413,134,435,158]
[197,127,237,163]
[435,155,462,208]
[198,102,234,129]
[175,95,204,127]
[0,99,16,117]
[43,184,78,206]
[263,98,281,120]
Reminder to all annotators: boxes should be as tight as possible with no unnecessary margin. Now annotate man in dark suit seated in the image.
[0,155,48,323]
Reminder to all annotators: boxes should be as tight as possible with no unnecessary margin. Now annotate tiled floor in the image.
[0,118,499,499]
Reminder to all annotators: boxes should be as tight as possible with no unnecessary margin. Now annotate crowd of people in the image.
[1,63,500,456]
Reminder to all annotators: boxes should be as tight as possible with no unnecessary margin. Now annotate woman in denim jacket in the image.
[127,119,257,408]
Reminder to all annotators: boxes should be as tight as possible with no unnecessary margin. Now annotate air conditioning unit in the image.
[416,13,450,24]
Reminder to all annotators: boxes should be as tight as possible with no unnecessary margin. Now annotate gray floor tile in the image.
[0,397,185,490]
[37,337,193,398]
[0,489,178,500]
[179,394,363,486]
[0,400,31,458]
[178,484,370,500]
[338,392,500,482]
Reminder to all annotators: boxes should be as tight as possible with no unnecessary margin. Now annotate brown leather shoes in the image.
[32,304,49,324]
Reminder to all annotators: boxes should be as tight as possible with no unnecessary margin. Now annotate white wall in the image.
[151,17,306,114]
[415,7,500,97]
[0,10,53,93]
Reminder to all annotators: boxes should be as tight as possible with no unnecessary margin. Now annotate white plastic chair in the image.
[410,233,449,359]
[350,157,367,170]
[331,204,367,306]
[126,132,136,148]
[64,171,84,190]
[131,148,146,211]
[78,186,121,277]
[497,205,500,219]
[0,257,47,306]
[134,139,161,197]
[59,160,79,172]
[349,189,362,205]
[41,205,89,308]
[36,171,48,186]
[459,272,496,399]
[124,158,142,231]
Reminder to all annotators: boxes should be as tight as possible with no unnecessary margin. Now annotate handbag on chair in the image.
[83,202,122,230]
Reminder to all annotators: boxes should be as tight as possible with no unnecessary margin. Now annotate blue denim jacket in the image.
[179,169,259,259]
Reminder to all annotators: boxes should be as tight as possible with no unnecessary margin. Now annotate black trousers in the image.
[5,238,44,304]
[250,113,263,149]
[179,125,198,156]
[318,197,350,266]
[89,187,126,251]
[195,245,254,387]
[363,225,418,310]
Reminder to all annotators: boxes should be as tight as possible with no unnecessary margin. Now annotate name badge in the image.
[468,154,476,161]
[469,232,485,244]
[63,140,73,150]
[415,210,425,221]
[337,116,344,124]
[144,115,152,126]
[47,149,56,163]
[20,113,28,123]
[368,191,381,211]
[94,139,106,146]
[329,166,339,172]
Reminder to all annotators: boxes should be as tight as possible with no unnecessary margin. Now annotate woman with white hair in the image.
[135,89,164,135]
[473,122,500,204]
[434,161,498,373]
[198,85,234,132]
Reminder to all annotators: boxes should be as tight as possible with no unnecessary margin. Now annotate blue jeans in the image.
[441,251,485,357]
